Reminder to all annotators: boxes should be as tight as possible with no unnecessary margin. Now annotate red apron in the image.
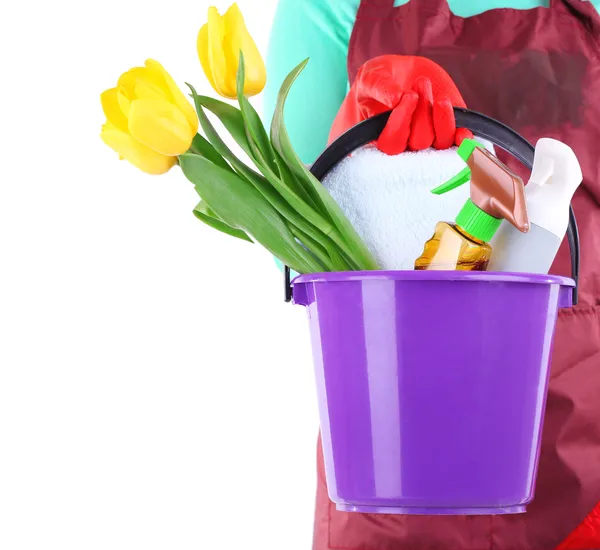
[313,1,600,549]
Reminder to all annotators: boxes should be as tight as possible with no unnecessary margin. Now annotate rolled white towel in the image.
[322,141,494,270]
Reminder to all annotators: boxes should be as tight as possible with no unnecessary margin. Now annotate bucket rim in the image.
[292,270,576,287]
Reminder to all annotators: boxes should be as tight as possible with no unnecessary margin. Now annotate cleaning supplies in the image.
[415,138,529,271]
[488,138,583,274]
[322,146,474,270]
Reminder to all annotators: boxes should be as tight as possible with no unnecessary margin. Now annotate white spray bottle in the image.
[488,138,583,274]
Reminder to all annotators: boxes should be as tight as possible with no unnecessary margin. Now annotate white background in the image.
[0,1,320,548]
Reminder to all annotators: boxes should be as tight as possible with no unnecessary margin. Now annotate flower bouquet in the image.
[100,3,379,275]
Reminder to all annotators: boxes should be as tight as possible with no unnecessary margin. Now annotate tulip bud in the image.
[197,3,266,98]
[100,60,198,174]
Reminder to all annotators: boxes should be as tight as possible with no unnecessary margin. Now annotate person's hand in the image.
[375,76,472,155]
[329,55,473,155]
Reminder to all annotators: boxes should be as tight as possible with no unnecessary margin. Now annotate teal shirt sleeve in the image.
[263,0,360,165]
[450,0,600,15]
[264,0,600,168]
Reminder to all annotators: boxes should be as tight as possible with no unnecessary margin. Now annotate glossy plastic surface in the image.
[293,270,574,515]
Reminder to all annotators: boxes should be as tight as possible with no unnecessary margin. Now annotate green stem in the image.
[290,226,333,272]
[289,238,327,273]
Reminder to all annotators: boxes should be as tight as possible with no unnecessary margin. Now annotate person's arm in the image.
[263,0,359,165]
[263,0,599,166]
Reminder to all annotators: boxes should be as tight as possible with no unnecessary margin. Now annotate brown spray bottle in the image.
[415,139,530,271]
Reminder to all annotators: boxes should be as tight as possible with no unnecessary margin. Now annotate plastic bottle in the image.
[488,138,583,274]
[415,139,530,271]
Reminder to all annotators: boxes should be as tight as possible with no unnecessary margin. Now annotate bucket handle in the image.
[284,108,580,305]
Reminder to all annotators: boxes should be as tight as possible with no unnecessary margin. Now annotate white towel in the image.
[322,142,493,270]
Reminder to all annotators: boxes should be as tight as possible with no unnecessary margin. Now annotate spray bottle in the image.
[415,139,530,271]
[488,138,583,274]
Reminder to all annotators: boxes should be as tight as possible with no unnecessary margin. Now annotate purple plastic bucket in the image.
[293,270,574,515]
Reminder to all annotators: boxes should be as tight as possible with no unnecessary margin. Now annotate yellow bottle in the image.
[415,139,530,272]
[415,222,492,271]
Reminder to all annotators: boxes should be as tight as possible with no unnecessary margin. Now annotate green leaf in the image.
[189,84,259,181]
[268,59,330,215]
[187,87,253,159]
[289,225,333,271]
[189,84,340,264]
[270,59,380,271]
[327,245,355,272]
[289,224,356,272]
[236,52,279,175]
[193,200,253,242]
[189,134,232,172]
[240,120,316,210]
[272,147,317,208]
[180,154,324,274]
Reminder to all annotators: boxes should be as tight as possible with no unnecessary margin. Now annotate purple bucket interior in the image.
[293,270,574,515]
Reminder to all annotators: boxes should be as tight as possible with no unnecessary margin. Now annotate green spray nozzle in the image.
[431,139,483,195]
[430,138,502,243]
[429,137,529,243]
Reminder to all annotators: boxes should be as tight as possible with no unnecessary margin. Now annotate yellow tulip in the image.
[100,60,198,174]
[197,3,266,98]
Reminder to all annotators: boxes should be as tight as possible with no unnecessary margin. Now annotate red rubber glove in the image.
[329,55,473,155]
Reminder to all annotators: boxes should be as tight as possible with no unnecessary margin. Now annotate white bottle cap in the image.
[525,138,583,238]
